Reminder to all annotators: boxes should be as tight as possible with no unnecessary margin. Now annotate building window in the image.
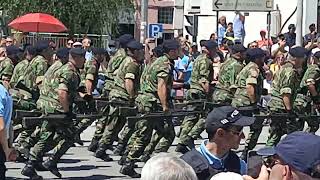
[158,7,174,24]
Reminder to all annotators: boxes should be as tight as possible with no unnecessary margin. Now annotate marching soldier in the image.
[94,40,144,161]
[175,40,216,154]
[231,48,266,160]
[114,45,164,156]
[266,46,307,146]
[88,34,134,152]
[294,51,320,133]
[120,40,180,178]
[0,45,20,84]
[14,40,53,154]
[21,48,86,179]
[212,44,247,104]
[10,46,36,88]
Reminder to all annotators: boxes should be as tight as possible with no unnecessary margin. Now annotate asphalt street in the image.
[6,125,320,180]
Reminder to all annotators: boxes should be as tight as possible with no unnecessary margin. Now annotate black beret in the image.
[314,51,320,59]
[92,47,107,55]
[153,46,164,57]
[162,40,180,50]
[126,40,144,50]
[56,48,70,60]
[25,45,37,56]
[203,40,218,50]
[6,45,21,56]
[118,34,134,47]
[35,40,50,52]
[246,48,266,60]
[70,48,86,57]
[231,44,247,53]
[289,46,307,58]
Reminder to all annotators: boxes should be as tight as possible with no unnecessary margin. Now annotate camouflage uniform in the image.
[29,62,80,163]
[15,55,48,148]
[0,57,14,82]
[266,62,303,146]
[97,56,141,152]
[231,61,264,150]
[177,54,213,149]
[294,64,320,133]
[91,48,127,141]
[212,57,244,104]
[10,59,29,88]
[125,55,174,162]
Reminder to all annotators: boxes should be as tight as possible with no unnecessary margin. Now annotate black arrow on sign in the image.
[214,0,223,9]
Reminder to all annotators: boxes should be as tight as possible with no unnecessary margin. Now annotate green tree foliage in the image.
[0,0,133,34]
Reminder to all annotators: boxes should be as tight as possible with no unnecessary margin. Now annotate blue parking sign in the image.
[148,24,163,38]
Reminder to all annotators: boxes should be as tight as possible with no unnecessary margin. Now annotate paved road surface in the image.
[6,125,320,179]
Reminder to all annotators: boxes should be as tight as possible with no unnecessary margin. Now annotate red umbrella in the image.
[8,13,67,33]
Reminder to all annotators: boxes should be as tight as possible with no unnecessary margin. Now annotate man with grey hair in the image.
[141,153,197,180]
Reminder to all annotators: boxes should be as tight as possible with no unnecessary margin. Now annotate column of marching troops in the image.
[0,33,319,179]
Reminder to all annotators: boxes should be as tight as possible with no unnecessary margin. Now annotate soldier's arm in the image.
[125,63,139,99]
[280,71,295,111]
[158,77,169,112]
[306,68,320,103]
[84,61,96,95]
[230,62,244,92]
[1,62,14,82]
[198,60,211,94]
[58,89,70,112]
[246,68,259,104]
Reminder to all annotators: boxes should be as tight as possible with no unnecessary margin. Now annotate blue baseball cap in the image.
[257,131,320,176]
[205,106,255,133]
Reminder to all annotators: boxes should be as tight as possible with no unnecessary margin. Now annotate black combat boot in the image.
[42,158,62,178]
[113,143,125,156]
[94,145,113,162]
[120,160,141,178]
[21,160,43,180]
[74,133,83,146]
[88,138,99,152]
[175,143,190,154]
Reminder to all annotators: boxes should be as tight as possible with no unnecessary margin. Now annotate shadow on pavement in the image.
[59,165,110,171]
[58,175,126,179]
[59,158,88,163]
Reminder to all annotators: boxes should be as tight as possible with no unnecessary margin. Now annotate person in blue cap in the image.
[181,106,255,179]
[266,46,307,147]
[244,131,320,180]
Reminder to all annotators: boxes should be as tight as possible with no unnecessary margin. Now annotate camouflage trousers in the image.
[99,101,128,146]
[91,105,110,141]
[294,94,319,133]
[29,119,77,162]
[179,90,206,145]
[266,109,304,147]
[143,118,175,155]
[212,88,233,105]
[117,119,137,147]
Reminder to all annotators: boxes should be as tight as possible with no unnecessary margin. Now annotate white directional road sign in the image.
[213,0,274,12]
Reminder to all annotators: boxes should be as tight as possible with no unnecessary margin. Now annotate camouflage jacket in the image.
[0,57,14,81]
[10,59,29,88]
[231,62,264,107]
[37,62,80,114]
[109,56,142,100]
[18,55,48,92]
[212,57,244,103]
[268,62,300,111]
[189,54,213,94]
[103,48,126,92]
[39,60,63,93]
[136,55,174,109]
